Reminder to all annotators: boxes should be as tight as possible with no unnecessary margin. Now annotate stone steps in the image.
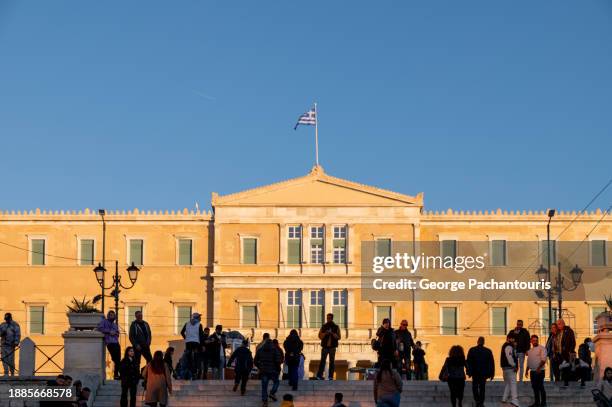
[92,380,596,407]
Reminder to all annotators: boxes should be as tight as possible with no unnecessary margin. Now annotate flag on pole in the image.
[294,107,317,130]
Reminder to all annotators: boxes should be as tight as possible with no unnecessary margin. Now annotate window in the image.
[332,290,347,329]
[241,305,258,328]
[178,239,193,265]
[31,239,45,265]
[491,307,507,335]
[441,306,457,335]
[375,239,391,257]
[309,290,324,328]
[592,306,607,334]
[287,290,302,328]
[79,239,94,265]
[126,305,143,328]
[311,226,324,239]
[375,306,392,327]
[242,238,257,264]
[540,240,556,265]
[591,240,607,266]
[129,239,144,266]
[287,226,302,264]
[310,226,324,264]
[490,240,506,266]
[29,306,45,334]
[333,226,347,264]
[176,305,192,333]
[441,240,457,260]
[541,307,560,336]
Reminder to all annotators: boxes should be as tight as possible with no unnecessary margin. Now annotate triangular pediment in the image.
[212,166,423,207]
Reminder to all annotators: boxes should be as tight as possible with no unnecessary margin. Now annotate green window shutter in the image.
[130,240,143,266]
[591,240,606,266]
[376,306,392,327]
[332,306,346,329]
[127,306,143,327]
[29,306,44,334]
[309,305,323,328]
[311,238,323,246]
[31,239,45,265]
[491,307,507,335]
[288,239,301,264]
[80,239,94,265]
[242,306,257,328]
[178,239,193,265]
[242,238,257,264]
[441,240,457,259]
[176,306,192,333]
[442,307,457,335]
[491,240,506,266]
[333,239,345,248]
[287,306,301,328]
[375,239,391,257]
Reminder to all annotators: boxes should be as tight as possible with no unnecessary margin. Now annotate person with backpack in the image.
[373,358,403,407]
[283,329,304,391]
[228,339,253,396]
[180,312,204,379]
[440,345,467,407]
[255,334,282,407]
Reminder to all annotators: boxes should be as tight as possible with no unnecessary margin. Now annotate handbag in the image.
[438,361,449,382]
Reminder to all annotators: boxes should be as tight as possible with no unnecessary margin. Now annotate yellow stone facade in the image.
[0,166,610,378]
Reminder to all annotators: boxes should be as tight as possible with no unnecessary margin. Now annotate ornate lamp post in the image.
[536,262,584,324]
[93,261,140,318]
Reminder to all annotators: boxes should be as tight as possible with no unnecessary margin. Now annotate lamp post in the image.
[93,261,140,318]
[546,209,555,330]
[98,209,106,314]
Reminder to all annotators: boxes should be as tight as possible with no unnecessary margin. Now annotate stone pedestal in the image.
[18,337,36,376]
[594,312,612,380]
[62,330,105,404]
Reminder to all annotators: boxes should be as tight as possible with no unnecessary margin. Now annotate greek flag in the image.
[294,107,316,130]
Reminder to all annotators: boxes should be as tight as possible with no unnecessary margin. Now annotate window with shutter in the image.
[129,240,144,266]
[287,290,302,328]
[288,239,301,264]
[178,239,193,265]
[591,240,607,266]
[441,307,457,335]
[376,306,392,327]
[441,240,457,260]
[242,238,257,264]
[31,239,45,265]
[309,290,324,328]
[491,307,507,335]
[491,240,506,266]
[127,306,143,329]
[29,306,45,334]
[176,306,192,333]
[332,290,347,329]
[375,239,391,257]
[241,306,257,328]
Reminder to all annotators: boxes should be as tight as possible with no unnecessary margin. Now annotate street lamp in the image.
[546,209,555,331]
[98,209,106,314]
[535,261,584,325]
[93,261,140,318]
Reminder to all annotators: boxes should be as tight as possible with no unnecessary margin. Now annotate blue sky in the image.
[0,1,610,212]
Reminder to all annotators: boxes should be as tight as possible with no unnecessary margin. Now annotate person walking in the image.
[373,358,403,407]
[208,325,227,379]
[0,312,20,376]
[228,339,253,396]
[466,337,495,407]
[440,345,467,407]
[142,350,172,407]
[316,313,341,380]
[375,318,397,369]
[283,329,303,391]
[545,323,559,382]
[119,346,140,407]
[395,319,415,379]
[180,312,204,379]
[97,310,121,379]
[413,341,427,380]
[525,334,547,407]
[254,334,281,407]
[128,310,152,368]
[510,319,531,383]
[501,332,520,407]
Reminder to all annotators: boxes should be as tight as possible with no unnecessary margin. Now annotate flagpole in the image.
[314,102,319,166]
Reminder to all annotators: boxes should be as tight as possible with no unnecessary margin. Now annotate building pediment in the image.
[212,166,423,207]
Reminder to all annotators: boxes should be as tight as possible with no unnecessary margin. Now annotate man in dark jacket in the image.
[254,335,281,407]
[466,337,495,407]
[283,329,303,390]
[128,311,152,368]
[316,313,341,380]
[228,340,253,396]
[395,319,414,379]
[119,347,140,407]
[509,319,531,383]
[556,319,576,362]
[375,318,397,368]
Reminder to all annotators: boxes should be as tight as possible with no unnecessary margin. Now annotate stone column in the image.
[62,330,105,403]
[593,312,612,380]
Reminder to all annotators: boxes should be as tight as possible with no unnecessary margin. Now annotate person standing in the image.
[142,351,172,407]
[316,313,341,380]
[128,310,152,368]
[180,312,204,379]
[525,334,546,407]
[545,323,559,382]
[200,327,211,379]
[395,319,415,379]
[375,318,397,368]
[373,358,403,407]
[254,334,281,407]
[0,312,20,376]
[556,319,576,365]
[413,341,427,380]
[208,325,227,379]
[441,345,467,407]
[510,320,531,383]
[119,347,140,407]
[283,329,303,391]
[466,337,495,407]
[97,310,121,379]
[501,332,520,407]
[228,339,253,396]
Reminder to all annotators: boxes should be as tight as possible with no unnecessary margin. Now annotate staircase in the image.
[92,379,596,407]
